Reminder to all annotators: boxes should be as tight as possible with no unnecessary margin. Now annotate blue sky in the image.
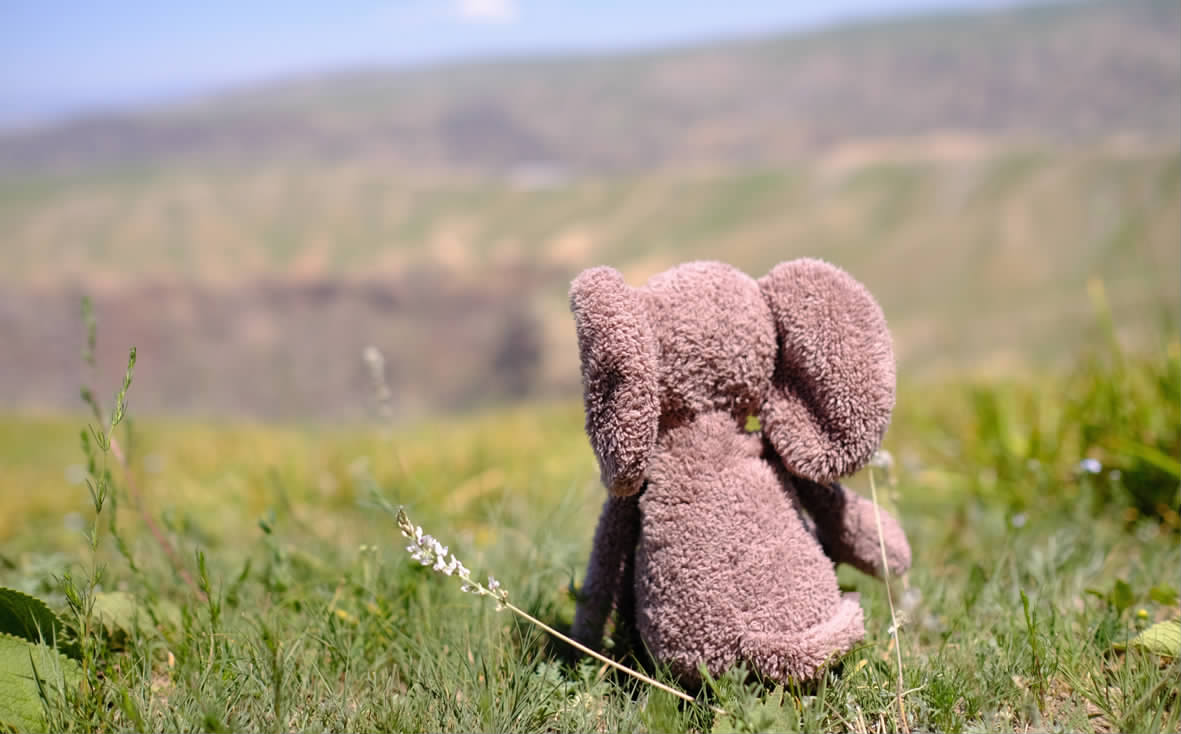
[1,0,1022,128]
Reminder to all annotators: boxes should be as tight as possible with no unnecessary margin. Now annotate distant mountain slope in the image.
[1,0,1177,176]
[1,146,1176,419]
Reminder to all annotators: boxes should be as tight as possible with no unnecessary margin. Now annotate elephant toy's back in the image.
[636,411,865,687]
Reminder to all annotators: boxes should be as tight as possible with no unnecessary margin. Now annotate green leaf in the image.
[1113,619,1181,658]
[710,684,797,733]
[710,710,740,734]
[1108,437,1181,479]
[92,591,141,640]
[92,592,182,647]
[150,598,184,633]
[92,591,181,646]
[0,632,82,732]
[965,563,988,610]
[0,587,74,657]
[642,687,688,733]
[1148,584,1179,607]
[1110,579,1135,613]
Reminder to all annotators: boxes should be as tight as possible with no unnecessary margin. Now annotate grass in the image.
[0,324,1177,732]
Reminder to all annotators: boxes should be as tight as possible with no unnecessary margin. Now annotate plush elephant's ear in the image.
[758,259,895,484]
[570,266,660,496]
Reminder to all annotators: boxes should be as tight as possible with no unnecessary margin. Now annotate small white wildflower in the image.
[1078,457,1102,475]
[438,555,464,576]
[900,587,923,615]
[396,508,510,609]
[886,612,909,638]
[1011,512,1027,529]
[144,453,167,474]
[921,612,944,635]
[869,449,895,472]
[391,505,710,714]
[64,464,87,486]
[63,512,85,533]
[362,345,383,369]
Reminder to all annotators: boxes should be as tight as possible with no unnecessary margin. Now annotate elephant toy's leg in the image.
[571,492,642,651]
[791,475,911,579]
[637,415,875,688]
[729,478,869,684]
[738,593,865,683]
[613,525,645,655]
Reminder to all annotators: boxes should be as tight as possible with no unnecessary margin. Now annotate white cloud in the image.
[454,0,517,23]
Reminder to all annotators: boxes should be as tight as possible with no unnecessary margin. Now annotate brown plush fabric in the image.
[640,262,777,422]
[638,411,867,686]
[568,259,911,687]
[758,259,896,484]
[788,473,912,579]
[570,493,641,647]
[570,267,661,496]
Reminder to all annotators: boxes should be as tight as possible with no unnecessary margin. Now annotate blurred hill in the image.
[0,0,1177,422]
[0,0,1177,176]
[3,147,1176,420]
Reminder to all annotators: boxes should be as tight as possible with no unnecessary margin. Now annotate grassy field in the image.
[1,317,1177,732]
[2,3,1176,728]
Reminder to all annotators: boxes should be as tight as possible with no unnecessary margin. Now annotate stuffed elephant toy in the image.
[567,259,912,688]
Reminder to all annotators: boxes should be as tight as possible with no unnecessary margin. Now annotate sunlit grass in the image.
[0,400,597,547]
[0,330,1177,731]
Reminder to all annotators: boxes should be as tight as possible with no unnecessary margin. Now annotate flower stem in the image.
[500,599,726,715]
[393,505,725,715]
[869,466,909,733]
